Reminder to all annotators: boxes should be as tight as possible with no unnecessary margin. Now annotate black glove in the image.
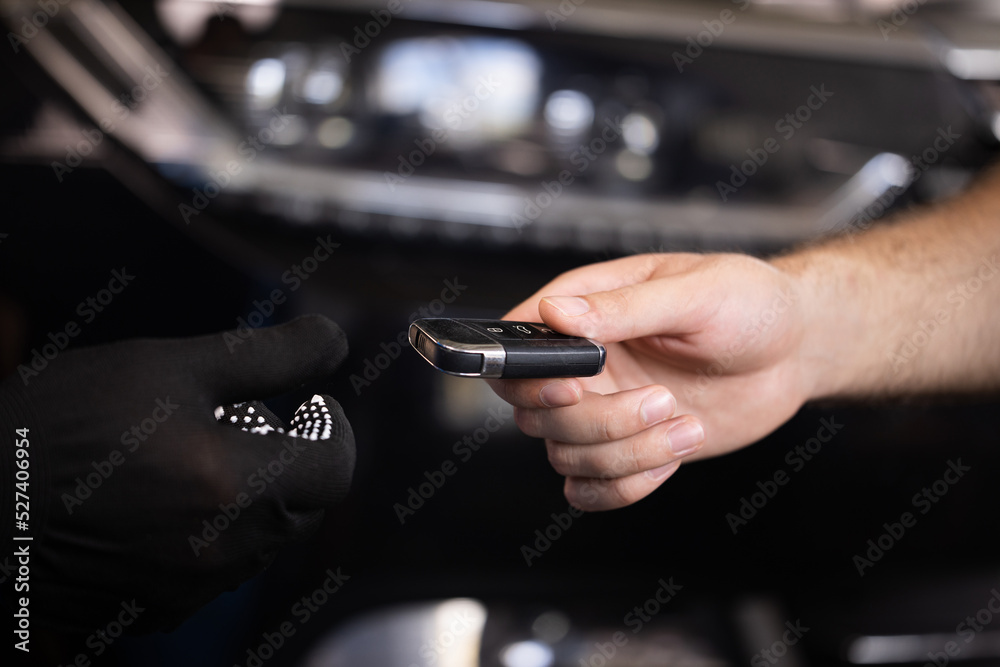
[0,315,355,635]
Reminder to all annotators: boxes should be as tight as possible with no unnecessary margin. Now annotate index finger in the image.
[502,254,669,321]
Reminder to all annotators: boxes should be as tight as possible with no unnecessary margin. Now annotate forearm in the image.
[773,165,1000,400]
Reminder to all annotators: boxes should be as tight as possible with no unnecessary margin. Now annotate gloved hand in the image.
[0,315,355,635]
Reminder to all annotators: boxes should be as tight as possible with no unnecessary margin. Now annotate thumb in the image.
[195,314,349,404]
[538,275,702,344]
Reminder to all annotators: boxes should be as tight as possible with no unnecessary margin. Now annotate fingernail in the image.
[543,296,590,317]
[668,421,705,456]
[640,391,676,426]
[539,381,579,407]
[645,461,680,481]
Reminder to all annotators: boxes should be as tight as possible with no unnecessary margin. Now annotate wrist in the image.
[770,246,871,401]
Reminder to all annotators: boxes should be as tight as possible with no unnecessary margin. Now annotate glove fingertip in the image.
[206,315,350,402]
[293,314,350,374]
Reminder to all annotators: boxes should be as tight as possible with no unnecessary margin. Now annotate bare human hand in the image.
[488,252,811,511]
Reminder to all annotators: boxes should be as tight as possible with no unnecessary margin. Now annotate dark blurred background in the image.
[2,1,1000,666]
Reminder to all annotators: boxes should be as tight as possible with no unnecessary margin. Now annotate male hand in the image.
[489,253,810,511]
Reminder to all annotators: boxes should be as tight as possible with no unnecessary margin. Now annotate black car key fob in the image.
[408,318,606,379]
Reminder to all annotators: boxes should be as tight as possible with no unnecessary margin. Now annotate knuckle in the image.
[545,440,574,476]
[562,478,582,510]
[592,413,614,443]
[604,286,632,316]
[592,401,637,444]
[606,478,643,509]
[565,480,593,511]
[611,438,643,478]
[566,477,602,511]
[514,407,541,437]
[595,286,640,339]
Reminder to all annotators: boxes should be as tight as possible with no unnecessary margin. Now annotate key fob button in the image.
[514,323,575,340]
[465,321,522,340]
